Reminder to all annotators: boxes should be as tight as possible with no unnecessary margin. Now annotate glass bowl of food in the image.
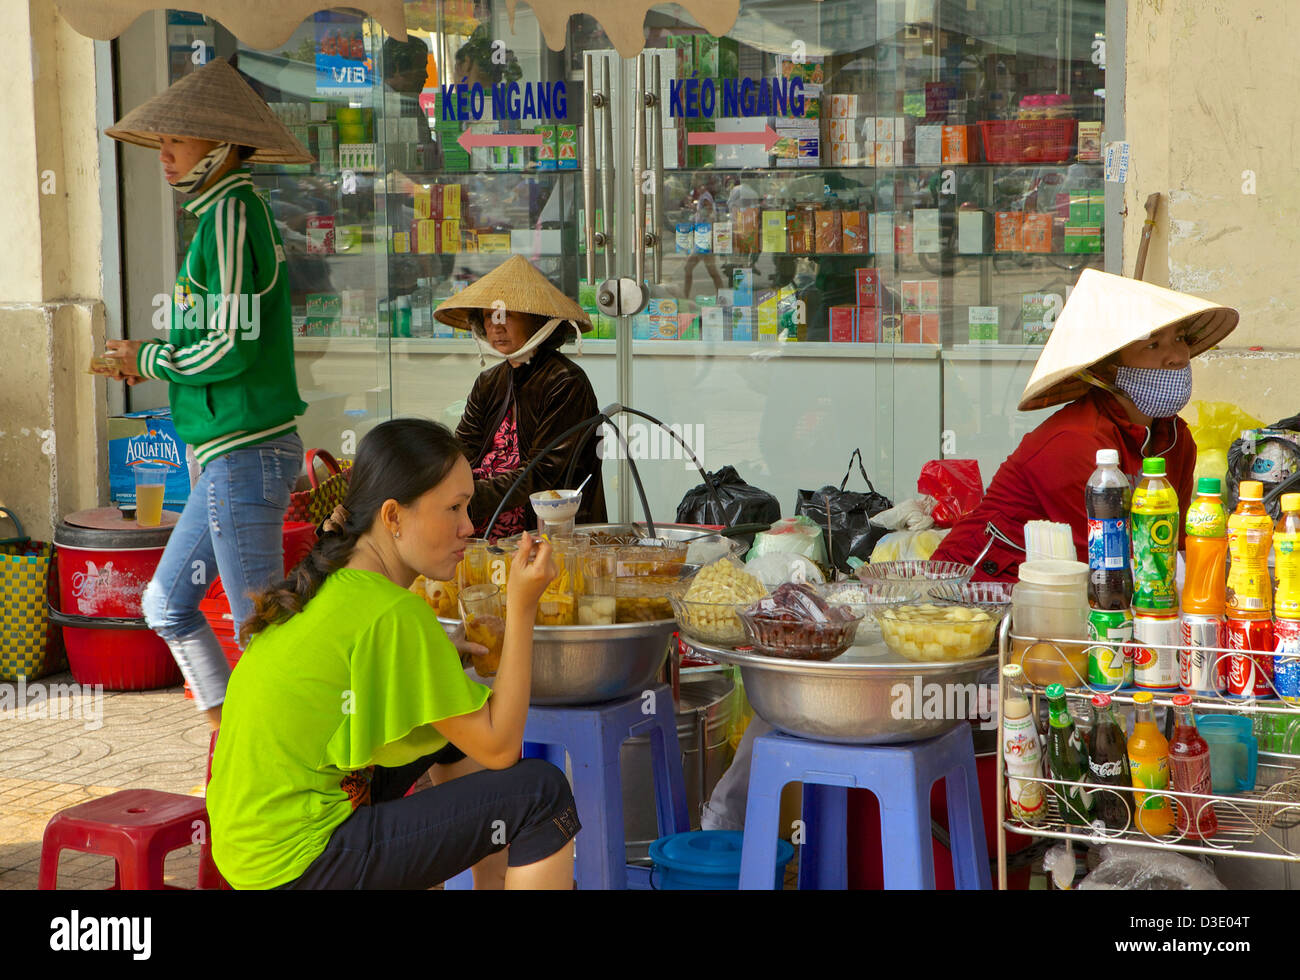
[670,557,768,646]
[738,584,863,662]
[854,560,971,600]
[877,598,1006,663]
[816,580,915,642]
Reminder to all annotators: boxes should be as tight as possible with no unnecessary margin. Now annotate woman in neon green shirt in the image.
[207,418,578,889]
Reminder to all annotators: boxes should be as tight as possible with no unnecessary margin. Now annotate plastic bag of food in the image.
[1077,845,1225,890]
[744,515,829,566]
[917,459,984,528]
[749,582,853,624]
[683,555,767,605]
[743,553,826,589]
[684,533,735,566]
[869,528,949,562]
[870,497,936,532]
[1191,400,1263,487]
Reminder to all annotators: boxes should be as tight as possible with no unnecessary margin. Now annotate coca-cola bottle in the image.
[1086,693,1132,831]
[1169,693,1219,838]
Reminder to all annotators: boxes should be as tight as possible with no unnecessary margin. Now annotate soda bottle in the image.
[1131,457,1179,613]
[1226,480,1273,619]
[1182,477,1228,615]
[1085,448,1133,610]
[1001,664,1046,824]
[1126,691,1175,835]
[1272,493,1300,703]
[1168,693,1218,838]
[1044,683,1094,826]
[1086,693,1132,831]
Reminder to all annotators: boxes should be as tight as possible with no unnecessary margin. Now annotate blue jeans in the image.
[142,433,302,710]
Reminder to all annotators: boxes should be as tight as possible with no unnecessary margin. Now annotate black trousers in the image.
[278,751,580,890]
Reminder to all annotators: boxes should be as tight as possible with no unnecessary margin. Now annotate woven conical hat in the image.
[105,57,313,165]
[1018,269,1238,411]
[434,254,592,333]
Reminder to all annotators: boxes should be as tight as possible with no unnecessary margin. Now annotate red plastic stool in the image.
[199,729,231,890]
[39,790,209,890]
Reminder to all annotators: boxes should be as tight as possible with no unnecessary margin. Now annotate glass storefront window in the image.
[151,0,1111,529]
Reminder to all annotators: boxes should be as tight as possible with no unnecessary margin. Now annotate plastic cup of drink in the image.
[133,465,169,527]
[577,553,616,626]
[460,583,505,677]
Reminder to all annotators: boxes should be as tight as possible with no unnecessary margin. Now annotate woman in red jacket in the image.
[933,270,1238,582]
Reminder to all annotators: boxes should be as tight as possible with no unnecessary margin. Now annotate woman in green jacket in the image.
[105,58,311,729]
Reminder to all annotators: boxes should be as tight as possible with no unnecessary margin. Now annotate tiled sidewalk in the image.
[0,672,210,890]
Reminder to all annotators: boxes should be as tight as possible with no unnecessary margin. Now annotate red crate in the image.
[978,119,1077,164]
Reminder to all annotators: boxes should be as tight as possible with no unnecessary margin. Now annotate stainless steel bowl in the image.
[442,616,676,705]
[687,637,997,744]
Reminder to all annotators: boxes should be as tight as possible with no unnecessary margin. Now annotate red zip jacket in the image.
[931,389,1196,582]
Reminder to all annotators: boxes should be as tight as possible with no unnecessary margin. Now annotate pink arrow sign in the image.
[457,130,546,151]
[686,126,781,150]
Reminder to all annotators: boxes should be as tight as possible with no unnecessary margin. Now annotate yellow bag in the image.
[1188,401,1264,485]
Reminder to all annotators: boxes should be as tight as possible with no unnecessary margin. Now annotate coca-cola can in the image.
[1273,618,1300,704]
[1226,617,1275,698]
[1133,612,1181,691]
[1180,614,1227,695]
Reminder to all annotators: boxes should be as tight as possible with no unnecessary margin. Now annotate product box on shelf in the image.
[732,268,754,307]
[1064,227,1103,253]
[761,210,787,252]
[788,210,811,254]
[776,54,825,85]
[733,206,760,251]
[1078,121,1103,162]
[894,220,913,255]
[478,232,511,253]
[108,408,192,508]
[306,293,342,318]
[914,208,941,253]
[443,183,462,220]
[1022,212,1053,253]
[858,306,881,343]
[694,35,739,78]
[557,124,578,169]
[814,210,842,253]
[701,306,726,341]
[875,117,896,142]
[874,141,896,167]
[921,280,940,310]
[941,125,969,164]
[678,312,701,341]
[441,219,461,254]
[901,280,921,313]
[830,93,858,118]
[829,140,859,166]
[757,300,779,342]
[1021,293,1062,343]
[842,211,867,253]
[902,314,922,344]
[856,267,880,307]
[957,210,985,253]
[915,125,942,166]
[880,315,902,344]
[535,123,558,170]
[306,215,335,254]
[968,306,999,344]
[921,313,940,344]
[870,212,895,254]
[713,220,733,254]
[994,212,1023,252]
[732,307,755,342]
[391,231,410,253]
[829,305,856,342]
[414,219,438,253]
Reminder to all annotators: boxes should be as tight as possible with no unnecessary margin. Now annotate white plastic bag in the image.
[1077,845,1225,890]
[870,496,937,532]
[743,553,826,590]
[869,528,949,562]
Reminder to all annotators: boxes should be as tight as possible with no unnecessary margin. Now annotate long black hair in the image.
[240,418,465,643]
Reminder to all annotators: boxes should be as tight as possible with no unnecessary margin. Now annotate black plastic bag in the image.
[1226,414,1300,519]
[676,465,781,528]
[795,449,894,573]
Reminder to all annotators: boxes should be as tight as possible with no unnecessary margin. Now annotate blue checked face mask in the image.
[1114,364,1194,418]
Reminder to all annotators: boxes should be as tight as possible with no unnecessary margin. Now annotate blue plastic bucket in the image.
[649,830,795,890]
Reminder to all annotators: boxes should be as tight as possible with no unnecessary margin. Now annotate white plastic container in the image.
[1012,559,1090,686]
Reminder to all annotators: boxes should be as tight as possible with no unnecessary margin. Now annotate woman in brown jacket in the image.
[436,256,607,540]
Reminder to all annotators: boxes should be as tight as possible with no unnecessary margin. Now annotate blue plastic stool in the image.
[738,724,990,890]
[445,684,689,891]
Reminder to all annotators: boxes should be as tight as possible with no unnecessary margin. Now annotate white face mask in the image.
[170,142,234,194]
[472,316,581,368]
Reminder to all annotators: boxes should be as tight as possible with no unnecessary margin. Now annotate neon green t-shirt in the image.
[207,568,490,889]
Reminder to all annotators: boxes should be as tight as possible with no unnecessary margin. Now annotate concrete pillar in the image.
[0,1,107,542]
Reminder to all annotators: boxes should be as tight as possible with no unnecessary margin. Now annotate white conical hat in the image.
[434,254,592,333]
[1018,269,1238,411]
[105,57,313,165]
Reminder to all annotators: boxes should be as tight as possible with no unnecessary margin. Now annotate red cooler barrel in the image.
[51,507,182,690]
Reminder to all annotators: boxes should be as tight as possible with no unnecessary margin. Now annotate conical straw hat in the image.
[434,254,592,333]
[1018,269,1238,411]
[105,57,313,165]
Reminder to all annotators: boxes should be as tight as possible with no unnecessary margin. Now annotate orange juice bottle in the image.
[1181,477,1227,615]
[1127,691,1175,835]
